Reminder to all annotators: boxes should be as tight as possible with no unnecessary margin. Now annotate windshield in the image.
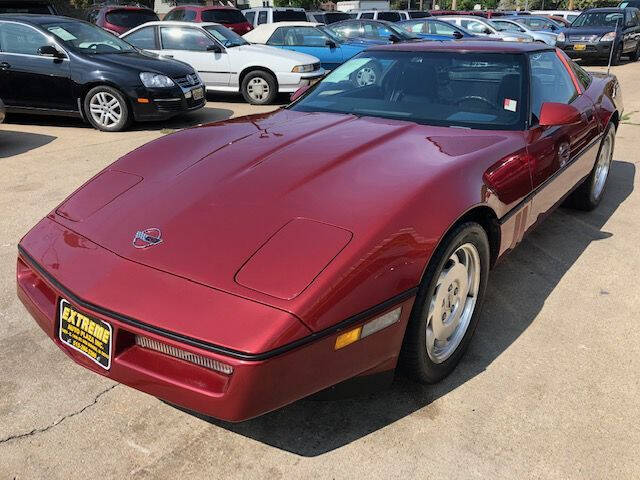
[42,21,135,53]
[201,9,247,24]
[572,11,623,27]
[273,10,307,21]
[203,24,248,47]
[105,9,158,28]
[317,25,345,43]
[289,51,526,131]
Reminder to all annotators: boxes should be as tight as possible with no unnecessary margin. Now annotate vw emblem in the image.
[133,228,163,249]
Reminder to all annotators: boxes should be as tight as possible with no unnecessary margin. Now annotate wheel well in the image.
[239,66,279,90]
[449,206,501,269]
[79,82,132,114]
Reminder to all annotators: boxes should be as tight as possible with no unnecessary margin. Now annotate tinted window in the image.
[362,22,393,38]
[572,11,623,27]
[160,26,212,50]
[524,18,555,30]
[378,12,402,21]
[268,26,328,46]
[324,12,351,23]
[124,26,157,49]
[330,22,362,38]
[273,10,307,21]
[494,20,525,32]
[257,11,267,24]
[409,11,430,18]
[203,25,247,47]
[44,21,134,53]
[429,20,458,35]
[462,19,490,33]
[184,9,197,21]
[164,9,183,21]
[360,12,374,19]
[402,20,426,33]
[529,51,578,122]
[106,9,158,28]
[0,22,49,55]
[244,11,255,24]
[564,53,592,89]
[290,51,527,130]
[201,9,247,23]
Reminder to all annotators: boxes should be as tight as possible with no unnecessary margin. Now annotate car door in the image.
[0,21,74,111]
[158,25,230,88]
[526,51,599,223]
[267,26,340,70]
[622,9,640,52]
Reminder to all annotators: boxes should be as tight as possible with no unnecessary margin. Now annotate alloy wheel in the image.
[592,128,614,200]
[89,92,122,129]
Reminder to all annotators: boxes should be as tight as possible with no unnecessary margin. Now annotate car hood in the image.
[495,31,531,40]
[88,50,194,77]
[563,26,618,36]
[232,43,320,64]
[54,110,514,306]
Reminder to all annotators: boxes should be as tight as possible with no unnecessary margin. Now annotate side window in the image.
[125,26,157,49]
[184,10,197,21]
[431,21,456,35]
[378,12,401,22]
[164,10,176,21]
[267,27,286,45]
[160,27,213,51]
[257,11,267,24]
[565,53,592,90]
[360,12,374,19]
[244,11,255,25]
[0,22,50,55]
[465,21,487,33]
[404,21,424,33]
[529,51,578,122]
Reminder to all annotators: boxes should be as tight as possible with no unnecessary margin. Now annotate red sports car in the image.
[17,42,621,422]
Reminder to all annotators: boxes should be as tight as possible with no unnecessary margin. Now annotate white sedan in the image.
[121,21,325,104]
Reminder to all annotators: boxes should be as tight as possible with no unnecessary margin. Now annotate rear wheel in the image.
[565,123,615,211]
[84,85,131,132]
[610,44,622,66]
[629,42,640,61]
[241,70,277,105]
[399,222,490,383]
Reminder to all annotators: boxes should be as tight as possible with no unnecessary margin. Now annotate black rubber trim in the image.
[18,245,417,361]
[498,132,603,225]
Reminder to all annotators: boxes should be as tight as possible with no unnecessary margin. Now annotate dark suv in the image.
[0,15,205,131]
[87,4,158,35]
[557,7,640,64]
[164,5,252,34]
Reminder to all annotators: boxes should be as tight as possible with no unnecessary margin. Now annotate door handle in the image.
[162,55,174,58]
[0,62,10,70]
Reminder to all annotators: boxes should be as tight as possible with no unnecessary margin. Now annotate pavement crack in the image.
[0,384,118,445]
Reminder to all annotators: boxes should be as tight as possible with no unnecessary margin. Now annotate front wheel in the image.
[629,42,640,61]
[610,44,622,66]
[84,86,131,132]
[241,70,277,105]
[399,222,490,384]
[565,123,615,211]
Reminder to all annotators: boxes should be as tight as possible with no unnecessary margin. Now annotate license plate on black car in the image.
[192,87,204,100]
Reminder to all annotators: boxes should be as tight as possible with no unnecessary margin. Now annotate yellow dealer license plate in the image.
[58,299,112,370]
[573,44,586,51]
[192,87,204,100]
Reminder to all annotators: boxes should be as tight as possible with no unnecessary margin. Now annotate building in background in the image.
[336,0,390,12]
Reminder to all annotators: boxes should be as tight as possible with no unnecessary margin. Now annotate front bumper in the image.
[558,41,613,59]
[277,70,326,93]
[17,218,413,421]
[126,82,207,122]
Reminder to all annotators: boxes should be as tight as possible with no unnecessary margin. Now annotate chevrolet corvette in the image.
[17,42,621,422]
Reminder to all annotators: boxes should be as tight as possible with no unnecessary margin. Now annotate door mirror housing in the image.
[290,84,311,102]
[388,34,401,43]
[38,45,63,58]
[325,39,337,48]
[538,102,581,127]
[484,28,493,35]
[452,31,463,39]
[207,44,223,53]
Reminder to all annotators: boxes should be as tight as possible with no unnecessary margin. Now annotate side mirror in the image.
[452,31,463,39]
[388,34,401,43]
[38,45,63,58]
[290,84,311,102]
[538,102,581,127]
[325,39,337,48]
[484,27,493,34]
[207,44,223,53]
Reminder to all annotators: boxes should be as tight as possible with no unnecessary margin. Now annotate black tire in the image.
[399,222,490,384]
[83,85,131,132]
[564,123,616,211]
[241,70,277,105]
[629,42,640,61]
[610,44,622,66]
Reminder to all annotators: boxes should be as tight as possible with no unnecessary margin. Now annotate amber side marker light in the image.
[135,335,234,375]
[334,307,402,350]
[137,98,150,104]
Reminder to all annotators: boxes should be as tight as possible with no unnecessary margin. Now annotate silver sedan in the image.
[491,18,557,46]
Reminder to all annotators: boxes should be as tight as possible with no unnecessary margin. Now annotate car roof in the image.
[251,21,320,29]
[126,20,222,28]
[100,5,154,11]
[368,40,552,53]
[0,13,74,24]
[584,7,625,12]
[170,4,237,10]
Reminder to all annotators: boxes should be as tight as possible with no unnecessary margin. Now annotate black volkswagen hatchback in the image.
[0,15,205,131]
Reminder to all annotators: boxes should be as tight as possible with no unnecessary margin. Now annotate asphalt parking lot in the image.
[1,62,640,479]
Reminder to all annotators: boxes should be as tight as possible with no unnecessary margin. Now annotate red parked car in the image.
[164,5,252,34]
[88,5,159,35]
[18,42,621,422]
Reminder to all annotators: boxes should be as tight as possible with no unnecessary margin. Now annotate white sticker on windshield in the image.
[47,27,77,41]
[503,98,517,112]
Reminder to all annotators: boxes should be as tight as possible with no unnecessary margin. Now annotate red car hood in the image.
[54,110,516,308]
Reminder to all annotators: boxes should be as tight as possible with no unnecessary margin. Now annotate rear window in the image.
[201,9,247,24]
[0,5,52,13]
[408,11,430,18]
[106,9,159,28]
[572,11,623,27]
[378,12,402,21]
[273,10,307,22]
[324,12,351,23]
[290,51,527,131]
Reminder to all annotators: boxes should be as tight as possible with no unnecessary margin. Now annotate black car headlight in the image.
[139,72,176,88]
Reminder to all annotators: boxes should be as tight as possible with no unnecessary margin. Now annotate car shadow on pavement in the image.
[0,129,56,158]
[172,160,635,457]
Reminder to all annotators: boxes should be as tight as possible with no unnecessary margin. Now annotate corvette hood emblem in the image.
[133,228,163,249]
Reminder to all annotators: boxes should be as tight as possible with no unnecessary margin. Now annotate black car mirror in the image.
[38,45,63,58]
[452,31,463,39]
[484,27,493,34]
[325,39,337,48]
[388,34,401,43]
[207,44,223,53]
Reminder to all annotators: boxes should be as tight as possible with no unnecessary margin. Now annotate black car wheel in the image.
[84,86,131,132]
[399,222,490,383]
[629,42,640,61]
[610,44,622,66]
[241,70,277,105]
